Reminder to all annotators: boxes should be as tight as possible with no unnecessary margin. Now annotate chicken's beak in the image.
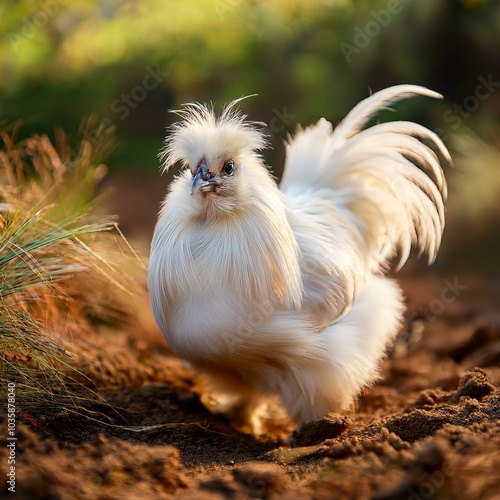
[192,166,218,194]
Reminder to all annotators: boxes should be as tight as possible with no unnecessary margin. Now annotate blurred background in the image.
[1,0,499,272]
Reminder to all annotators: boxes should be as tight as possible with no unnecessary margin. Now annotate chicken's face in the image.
[187,147,250,218]
[191,156,237,196]
[160,99,268,218]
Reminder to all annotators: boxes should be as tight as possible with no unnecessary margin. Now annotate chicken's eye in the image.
[223,159,235,176]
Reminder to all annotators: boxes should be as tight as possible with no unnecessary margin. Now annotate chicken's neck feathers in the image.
[153,166,303,311]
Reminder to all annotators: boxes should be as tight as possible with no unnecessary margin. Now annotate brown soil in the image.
[2,270,499,500]
[1,176,499,499]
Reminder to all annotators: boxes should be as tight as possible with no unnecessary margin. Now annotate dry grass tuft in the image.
[0,119,145,407]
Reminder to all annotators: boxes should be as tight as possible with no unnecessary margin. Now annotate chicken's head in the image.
[160,98,268,218]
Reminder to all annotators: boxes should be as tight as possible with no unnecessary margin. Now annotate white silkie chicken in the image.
[148,85,450,431]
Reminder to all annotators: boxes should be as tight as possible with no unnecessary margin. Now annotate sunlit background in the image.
[1,0,499,271]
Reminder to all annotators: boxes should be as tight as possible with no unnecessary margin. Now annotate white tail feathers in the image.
[281,84,451,271]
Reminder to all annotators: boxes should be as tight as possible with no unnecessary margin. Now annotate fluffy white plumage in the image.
[148,85,450,429]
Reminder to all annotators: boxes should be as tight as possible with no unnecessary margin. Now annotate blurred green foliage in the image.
[0,0,499,172]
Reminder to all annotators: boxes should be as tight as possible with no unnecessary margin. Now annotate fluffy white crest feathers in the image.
[160,96,268,175]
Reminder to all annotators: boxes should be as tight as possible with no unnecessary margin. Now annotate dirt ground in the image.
[1,175,499,499]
